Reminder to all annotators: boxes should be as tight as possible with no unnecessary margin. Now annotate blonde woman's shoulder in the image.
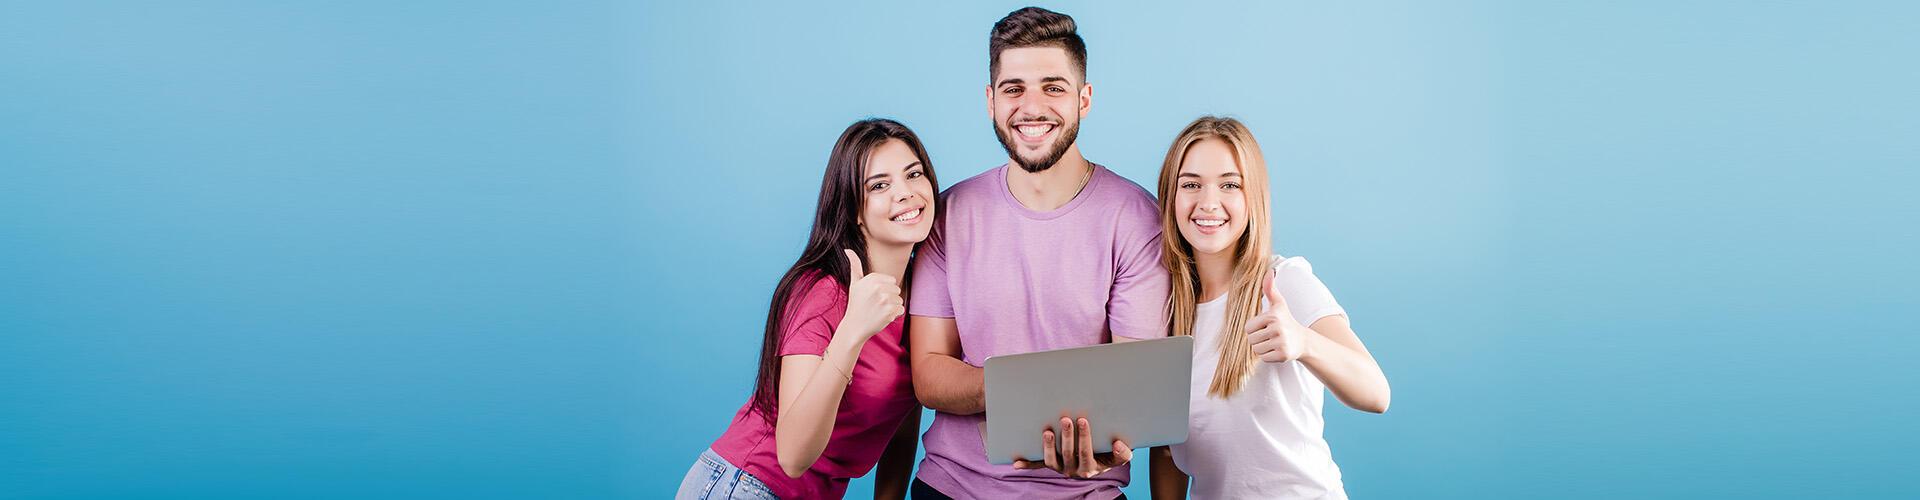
[1269,253,1344,323]
[1270,254,1317,277]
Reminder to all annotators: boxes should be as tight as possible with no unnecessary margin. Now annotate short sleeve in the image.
[777,273,846,357]
[1108,198,1172,340]
[1271,255,1346,327]
[908,200,955,318]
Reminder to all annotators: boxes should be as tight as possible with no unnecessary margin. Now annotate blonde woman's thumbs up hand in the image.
[1246,269,1310,364]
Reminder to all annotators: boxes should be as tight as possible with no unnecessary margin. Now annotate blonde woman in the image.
[1147,116,1390,500]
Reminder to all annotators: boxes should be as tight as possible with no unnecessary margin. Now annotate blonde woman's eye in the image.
[1180,182,1200,189]
[1223,182,1241,190]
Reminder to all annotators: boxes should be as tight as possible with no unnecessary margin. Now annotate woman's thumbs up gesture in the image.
[1246,269,1311,364]
[840,249,905,341]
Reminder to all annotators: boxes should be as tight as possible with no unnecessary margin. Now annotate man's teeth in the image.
[1193,219,1226,227]
[1017,124,1053,137]
[891,209,921,222]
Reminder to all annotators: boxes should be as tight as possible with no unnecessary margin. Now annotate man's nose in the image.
[1015,94,1048,116]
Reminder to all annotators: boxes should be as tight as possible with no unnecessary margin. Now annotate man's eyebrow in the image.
[997,76,1074,88]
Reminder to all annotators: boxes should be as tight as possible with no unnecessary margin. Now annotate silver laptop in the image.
[982,335,1193,465]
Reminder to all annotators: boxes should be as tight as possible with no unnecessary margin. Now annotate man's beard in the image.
[994,118,1081,173]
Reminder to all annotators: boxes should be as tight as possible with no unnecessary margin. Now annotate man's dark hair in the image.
[988,7,1087,83]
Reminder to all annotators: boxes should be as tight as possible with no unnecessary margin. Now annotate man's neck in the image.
[1006,148,1091,212]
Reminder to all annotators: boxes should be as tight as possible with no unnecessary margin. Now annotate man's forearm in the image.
[912,354,985,414]
[872,408,921,500]
[1149,446,1188,499]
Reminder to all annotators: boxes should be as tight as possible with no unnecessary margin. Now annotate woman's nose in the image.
[1196,194,1221,211]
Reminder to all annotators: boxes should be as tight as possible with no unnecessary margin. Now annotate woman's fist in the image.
[1245,269,1310,363]
[840,249,905,340]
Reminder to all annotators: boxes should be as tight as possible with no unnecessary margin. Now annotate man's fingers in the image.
[844,249,865,279]
[1076,418,1096,477]
[1058,417,1078,472]
[1110,440,1133,466]
[1012,451,1036,469]
[1041,428,1059,472]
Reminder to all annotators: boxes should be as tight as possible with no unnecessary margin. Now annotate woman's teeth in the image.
[891,209,922,222]
[1193,219,1226,227]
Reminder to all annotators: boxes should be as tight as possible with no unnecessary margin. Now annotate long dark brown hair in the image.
[748,118,939,423]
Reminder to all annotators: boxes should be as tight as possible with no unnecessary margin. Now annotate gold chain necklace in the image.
[1069,164,1094,199]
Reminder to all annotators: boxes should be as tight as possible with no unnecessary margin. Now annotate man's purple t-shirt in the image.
[910,163,1171,499]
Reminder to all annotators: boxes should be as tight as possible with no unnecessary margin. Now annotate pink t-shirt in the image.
[709,271,917,499]
[909,163,1171,499]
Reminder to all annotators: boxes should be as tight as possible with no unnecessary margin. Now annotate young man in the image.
[908,7,1171,499]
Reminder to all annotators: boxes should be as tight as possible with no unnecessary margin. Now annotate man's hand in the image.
[1012,417,1133,478]
[1246,270,1311,363]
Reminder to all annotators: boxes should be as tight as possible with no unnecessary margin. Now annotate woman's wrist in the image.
[1298,325,1330,364]
[823,330,866,382]
[828,325,872,354]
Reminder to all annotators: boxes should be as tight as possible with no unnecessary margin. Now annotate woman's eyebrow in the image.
[1177,172,1242,179]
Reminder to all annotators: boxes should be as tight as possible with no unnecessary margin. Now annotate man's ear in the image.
[1078,82,1093,119]
[985,84,995,118]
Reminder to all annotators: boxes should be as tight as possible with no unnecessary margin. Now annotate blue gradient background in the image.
[3,1,1915,498]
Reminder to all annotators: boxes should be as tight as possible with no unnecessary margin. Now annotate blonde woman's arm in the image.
[1245,274,1390,413]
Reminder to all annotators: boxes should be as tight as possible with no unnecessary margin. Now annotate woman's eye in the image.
[907,170,923,179]
[1223,182,1241,190]
[1180,182,1200,189]
[870,182,889,192]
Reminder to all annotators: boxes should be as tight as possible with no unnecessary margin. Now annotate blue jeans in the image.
[676,448,779,500]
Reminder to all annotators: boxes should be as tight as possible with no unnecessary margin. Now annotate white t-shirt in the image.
[1170,256,1349,500]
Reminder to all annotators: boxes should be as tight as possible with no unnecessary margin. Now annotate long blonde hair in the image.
[1156,116,1272,398]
